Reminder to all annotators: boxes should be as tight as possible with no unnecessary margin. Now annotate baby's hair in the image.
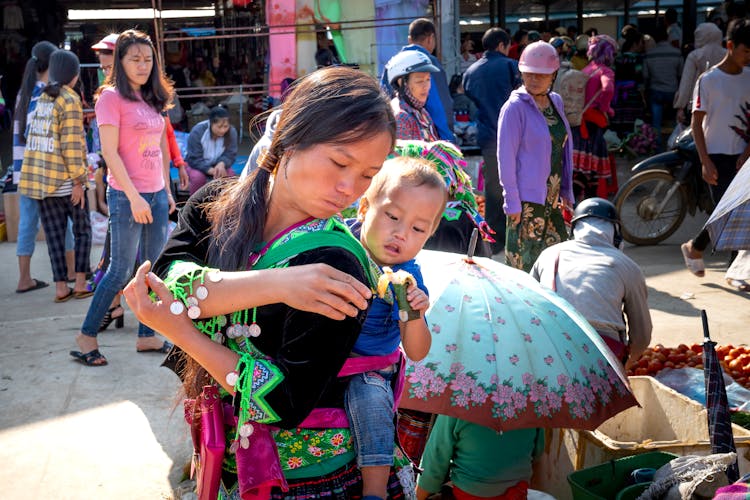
[363,156,448,231]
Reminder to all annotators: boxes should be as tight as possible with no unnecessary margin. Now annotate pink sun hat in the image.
[91,33,119,51]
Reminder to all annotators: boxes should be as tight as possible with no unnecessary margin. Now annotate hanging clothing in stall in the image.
[266,0,297,99]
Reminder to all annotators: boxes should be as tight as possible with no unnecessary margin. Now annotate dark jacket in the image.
[463,51,520,148]
[381,44,455,143]
[185,119,238,174]
[153,183,369,428]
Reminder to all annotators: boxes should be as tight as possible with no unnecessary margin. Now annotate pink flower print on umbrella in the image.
[431,324,441,334]
[445,304,455,312]
[463,294,472,302]
[400,249,636,431]
[582,343,590,353]
[450,362,465,374]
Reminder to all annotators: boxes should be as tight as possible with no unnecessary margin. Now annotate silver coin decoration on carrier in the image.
[186,296,199,308]
[196,285,209,300]
[247,323,262,337]
[170,300,185,315]
[207,271,222,283]
[187,305,201,319]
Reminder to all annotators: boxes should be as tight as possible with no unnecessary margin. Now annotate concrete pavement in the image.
[0,200,748,499]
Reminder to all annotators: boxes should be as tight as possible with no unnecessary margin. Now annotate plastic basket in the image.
[567,451,677,500]
[615,482,651,500]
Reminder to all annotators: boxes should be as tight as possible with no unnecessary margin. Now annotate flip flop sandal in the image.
[73,290,95,299]
[70,349,108,366]
[681,243,705,277]
[136,340,174,354]
[16,279,49,293]
[54,287,75,303]
[726,279,750,292]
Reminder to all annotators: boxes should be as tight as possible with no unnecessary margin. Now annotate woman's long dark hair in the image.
[205,66,397,271]
[100,29,173,113]
[15,41,57,144]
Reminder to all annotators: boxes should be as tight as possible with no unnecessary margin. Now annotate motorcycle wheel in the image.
[614,170,688,245]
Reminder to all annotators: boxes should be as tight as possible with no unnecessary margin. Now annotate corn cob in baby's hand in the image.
[377,267,420,322]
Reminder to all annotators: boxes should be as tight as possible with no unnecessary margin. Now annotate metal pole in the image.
[623,0,631,26]
[497,0,506,29]
[655,0,661,26]
[489,0,497,27]
[683,0,697,49]
[577,0,584,35]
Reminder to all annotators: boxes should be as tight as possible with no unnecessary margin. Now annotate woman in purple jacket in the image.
[497,41,574,272]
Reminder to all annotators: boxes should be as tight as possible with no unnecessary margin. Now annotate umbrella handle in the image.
[467,228,478,263]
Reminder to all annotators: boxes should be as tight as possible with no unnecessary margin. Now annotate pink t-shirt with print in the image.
[95,87,165,193]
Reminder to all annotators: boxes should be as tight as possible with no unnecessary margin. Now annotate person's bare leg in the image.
[55,280,70,299]
[360,465,390,500]
[65,250,75,281]
[17,255,36,291]
[74,272,89,293]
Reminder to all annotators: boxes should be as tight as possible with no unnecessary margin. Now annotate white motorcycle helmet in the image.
[385,50,439,88]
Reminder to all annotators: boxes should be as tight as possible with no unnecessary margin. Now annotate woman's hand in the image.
[178,164,190,190]
[129,194,153,224]
[507,212,521,225]
[123,261,195,342]
[274,263,373,321]
[213,161,228,178]
[167,192,176,214]
[701,157,719,186]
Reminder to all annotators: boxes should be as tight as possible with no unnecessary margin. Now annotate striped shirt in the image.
[12,81,45,185]
[19,85,87,200]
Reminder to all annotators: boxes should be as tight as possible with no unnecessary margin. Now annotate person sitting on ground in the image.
[531,197,652,368]
[185,105,238,195]
[416,415,544,500]
[345,157,446,500]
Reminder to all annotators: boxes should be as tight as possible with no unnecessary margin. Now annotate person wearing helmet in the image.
[571,34,617,201]
[570,34,590,70]
[531,197,652,368]
[497,41,574,272]
[385,50,440,141]
[380,18,455,143]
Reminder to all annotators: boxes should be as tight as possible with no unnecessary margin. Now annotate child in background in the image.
[416,415,543,500]
[346,156,448,500]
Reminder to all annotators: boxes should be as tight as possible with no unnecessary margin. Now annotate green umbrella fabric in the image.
[399,250,638,431]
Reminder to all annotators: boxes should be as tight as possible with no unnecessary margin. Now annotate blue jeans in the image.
[344,366,396,467]
[81,188,169,338]
[17,194,73,256]
[649,89,675,150]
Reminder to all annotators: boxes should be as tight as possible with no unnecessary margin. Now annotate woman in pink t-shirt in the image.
[72,30,176,366]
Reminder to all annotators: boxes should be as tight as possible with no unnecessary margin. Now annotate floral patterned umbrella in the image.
[399,250,638,432]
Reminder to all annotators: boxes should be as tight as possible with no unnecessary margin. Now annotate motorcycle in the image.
[614,128,714,245]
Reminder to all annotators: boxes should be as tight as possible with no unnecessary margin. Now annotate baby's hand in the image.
[406,282,429,316]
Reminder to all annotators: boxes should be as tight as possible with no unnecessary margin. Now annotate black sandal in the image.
[99,306,125,332]
[70,349,108,366]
